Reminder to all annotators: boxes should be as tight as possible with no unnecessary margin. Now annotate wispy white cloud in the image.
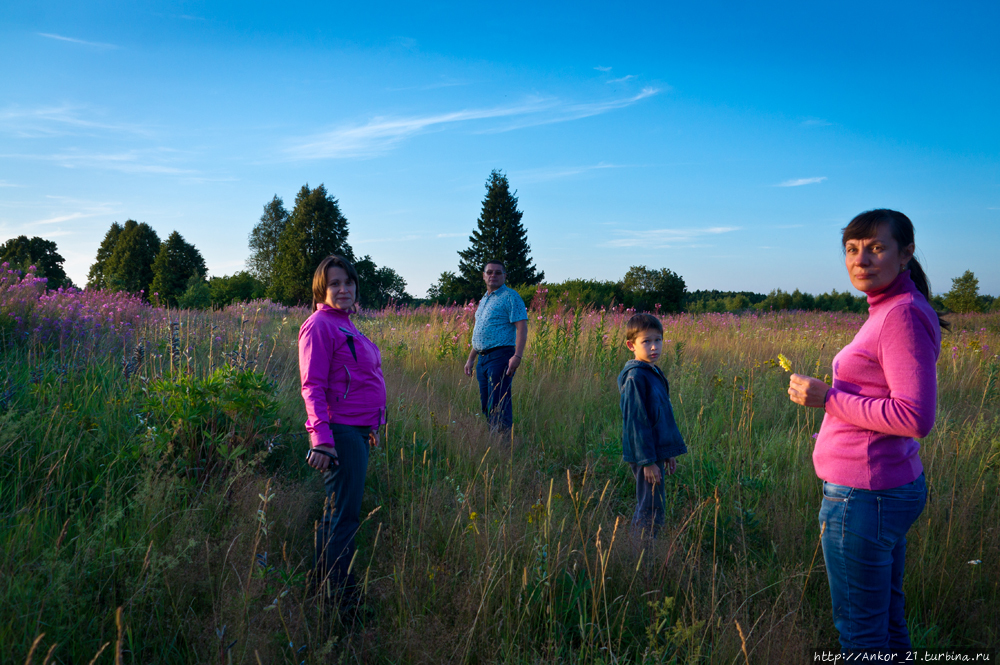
[0,104,152,138]
[605,226,740,249]
[387,78,472,92]
[286,88,659,160]
[485,87,661,133]
[285,99,550,160]
[0,180,23,188]
[607,75,635,84]
[511,162,625,184]
[32,212,89,225]
[37,33,118,49]
[436,232,465,238]
[594,66,612,72]
[776,176,827,187]
[3,149,195,175]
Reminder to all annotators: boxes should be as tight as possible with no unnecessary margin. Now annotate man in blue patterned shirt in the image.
[463,260,528,435]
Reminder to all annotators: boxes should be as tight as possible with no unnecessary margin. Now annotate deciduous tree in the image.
[87,222,124,289]
[943,270,983,313]
[355,255,411,309]
[150,231,207,307]
[209,272,265,308]
[104,220,161,298]
[621,266,686,312]
[247,195,288,288]
[0,235,69,289]
[269,184,353,306]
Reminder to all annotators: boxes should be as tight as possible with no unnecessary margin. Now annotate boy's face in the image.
[626,329,663,364]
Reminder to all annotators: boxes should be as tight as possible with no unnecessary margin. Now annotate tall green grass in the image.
[3,301,998,662]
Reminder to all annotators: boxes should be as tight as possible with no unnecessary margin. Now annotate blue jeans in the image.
[819,474,927,652]
[629,460,665,536]
[317,424,370,595]
[476,346,515,433]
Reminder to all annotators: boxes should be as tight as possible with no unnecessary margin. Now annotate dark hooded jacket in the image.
[618,360,687,466]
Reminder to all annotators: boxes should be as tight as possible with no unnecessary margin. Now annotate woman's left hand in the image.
[788,373,831,408]
[369,430,380,447]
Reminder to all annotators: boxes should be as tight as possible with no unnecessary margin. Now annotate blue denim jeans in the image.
[629,460,665,536]
[819,474,927,652]
[476,346,515,433]
[316,424,370,595]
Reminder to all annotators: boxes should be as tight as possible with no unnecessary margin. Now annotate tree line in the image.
[2,170,998,315]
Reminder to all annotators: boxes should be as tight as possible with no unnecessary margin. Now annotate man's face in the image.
[483,263,506,291]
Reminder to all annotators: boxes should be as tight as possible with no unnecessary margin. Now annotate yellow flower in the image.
[777,354,793,373]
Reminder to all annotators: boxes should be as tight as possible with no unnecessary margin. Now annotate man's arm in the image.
[506,319,527,376]
[464,348,479,377]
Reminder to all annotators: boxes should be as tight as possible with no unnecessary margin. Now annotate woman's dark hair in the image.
[842,209,948,329]
[312,254,359,312]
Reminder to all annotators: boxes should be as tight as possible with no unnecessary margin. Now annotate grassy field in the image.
[2,272,998,663]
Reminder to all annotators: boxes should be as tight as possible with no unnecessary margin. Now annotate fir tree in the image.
[247,195,289,288]
[150,231,207,307]
[269,184,353,306]
[456,170,543,299]
[87,222,124,289]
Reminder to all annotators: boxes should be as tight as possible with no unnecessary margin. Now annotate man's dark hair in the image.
[625,313,663,342]
[483,260,506,273]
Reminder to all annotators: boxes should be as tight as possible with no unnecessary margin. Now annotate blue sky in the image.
[2,1,998,297]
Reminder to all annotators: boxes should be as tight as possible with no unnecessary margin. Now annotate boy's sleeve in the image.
[621,372,657,466]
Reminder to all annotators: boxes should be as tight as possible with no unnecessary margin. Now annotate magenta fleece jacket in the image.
[813,271,941,490]
[298,304,387,450]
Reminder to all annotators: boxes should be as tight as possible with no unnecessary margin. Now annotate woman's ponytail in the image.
[906,258,950,330]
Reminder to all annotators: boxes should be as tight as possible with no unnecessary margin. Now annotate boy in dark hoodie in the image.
[618,313,687,536]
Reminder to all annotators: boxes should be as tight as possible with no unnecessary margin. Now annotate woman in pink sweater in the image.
[787,210,947,653]
[299,254,386,613]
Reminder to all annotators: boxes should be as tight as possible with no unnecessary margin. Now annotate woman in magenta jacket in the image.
[787,210,947,653]
[299,254,386,608]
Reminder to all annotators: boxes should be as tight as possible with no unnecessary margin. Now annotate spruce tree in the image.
[104,220,161,298]
[456,170,543,299]
[269,184,353,306]
[87,222,124,289]
[0,236,69,289]
[247,195,289,288]
[150,231,207,307]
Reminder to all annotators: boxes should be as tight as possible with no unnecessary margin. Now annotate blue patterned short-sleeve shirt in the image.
[471,285,528,351]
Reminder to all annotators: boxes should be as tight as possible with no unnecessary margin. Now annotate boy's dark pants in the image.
[317,424,370,596]
[629,460,665,535]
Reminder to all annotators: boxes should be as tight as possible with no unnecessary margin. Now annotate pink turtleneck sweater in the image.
[813,271,941,490]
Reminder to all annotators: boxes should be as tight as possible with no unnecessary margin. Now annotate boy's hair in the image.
[625,313,663,342]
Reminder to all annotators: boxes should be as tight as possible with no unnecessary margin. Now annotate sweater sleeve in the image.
[621,372,657,466]
[825,304,938,438]
[298,318,337,449]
